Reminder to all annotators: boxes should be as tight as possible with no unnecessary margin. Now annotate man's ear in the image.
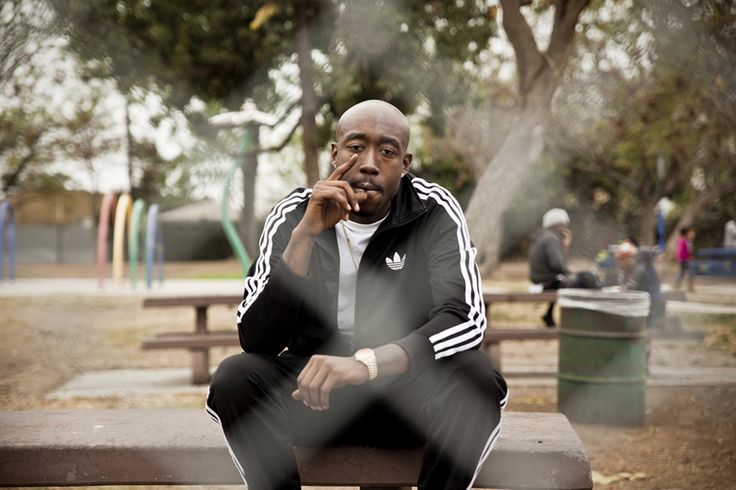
[403,153,413,174]
[330,142,338,163]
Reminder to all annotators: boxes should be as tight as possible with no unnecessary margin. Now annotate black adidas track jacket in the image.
[235,174,487,371]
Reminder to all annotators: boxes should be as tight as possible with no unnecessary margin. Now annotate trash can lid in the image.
[558,288,650,317]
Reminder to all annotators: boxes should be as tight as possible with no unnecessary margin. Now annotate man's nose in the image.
[358,147,379,174]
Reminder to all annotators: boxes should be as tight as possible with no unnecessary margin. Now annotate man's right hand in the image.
[295,154,367,238]
[562,228,572,250]
[282,154,367,276]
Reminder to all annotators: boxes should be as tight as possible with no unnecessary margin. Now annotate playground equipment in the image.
[145,204,164,288]
[0,200,16,281]
[97,193,164,289]
[210,100,278,277]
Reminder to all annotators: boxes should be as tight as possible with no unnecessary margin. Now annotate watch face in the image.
[355,348,377,380]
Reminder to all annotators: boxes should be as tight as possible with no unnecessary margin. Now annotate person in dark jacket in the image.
[528,208,572,327]
[528,209,599,327]
[206,100,508,490]
[625,245,664,327]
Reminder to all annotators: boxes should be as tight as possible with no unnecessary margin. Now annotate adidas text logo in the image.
[385,252,406,271]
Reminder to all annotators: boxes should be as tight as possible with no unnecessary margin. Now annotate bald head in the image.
[336,100,410,150]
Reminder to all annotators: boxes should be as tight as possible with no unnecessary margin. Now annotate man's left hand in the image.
[291,355,369,411]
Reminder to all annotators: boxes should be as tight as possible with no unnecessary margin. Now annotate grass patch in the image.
[703,315,736,356]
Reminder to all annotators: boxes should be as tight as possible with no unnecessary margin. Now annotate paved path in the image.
[3,279,735,314]
[0,278,245,297]
[46,363,736,401]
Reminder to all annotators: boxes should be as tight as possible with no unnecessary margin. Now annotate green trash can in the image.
[557,289,650,426]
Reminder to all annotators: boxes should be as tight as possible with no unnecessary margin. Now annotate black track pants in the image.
[206,349,508,490]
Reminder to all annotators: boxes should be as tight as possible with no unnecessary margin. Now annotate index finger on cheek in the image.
[328,154,358,181]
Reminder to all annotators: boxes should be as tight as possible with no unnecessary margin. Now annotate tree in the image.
[463,0,591,274]
[641,0,736,253]
[547,0,736,253]
[0,0,54,86]
[326,0,496,125]
[54,0,335,260]
[1,28,119,201]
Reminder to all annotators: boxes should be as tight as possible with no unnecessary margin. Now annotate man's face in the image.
[331,103,412,224]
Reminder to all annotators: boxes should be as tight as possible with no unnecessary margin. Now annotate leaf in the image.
[250,3,279,31]
[592,470,649,486]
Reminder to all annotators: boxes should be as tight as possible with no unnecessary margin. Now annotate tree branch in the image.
[547,0,591,70]
[1,148,37,193]
[261,117,301,153]
[566,158,634,189]
[272,100,301,128]
[499,0,545,94]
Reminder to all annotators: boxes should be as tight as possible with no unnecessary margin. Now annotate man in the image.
[206,100,508,489]
[528,208,573,327]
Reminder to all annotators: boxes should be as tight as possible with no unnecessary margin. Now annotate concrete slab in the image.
[46,368,206,400]
[504,365,736,388]
[47,363,736,401]
[667,300,736,315]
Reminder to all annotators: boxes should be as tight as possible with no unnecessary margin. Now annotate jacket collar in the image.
[378,173,428,232]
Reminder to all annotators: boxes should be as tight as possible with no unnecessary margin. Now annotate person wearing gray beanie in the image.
[528,208,599,326]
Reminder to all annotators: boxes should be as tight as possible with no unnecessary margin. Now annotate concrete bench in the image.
[0,409,592,489]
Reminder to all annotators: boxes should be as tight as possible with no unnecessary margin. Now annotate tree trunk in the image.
[465,0,590,275]
[465,107,549,276]
[296,1,320,186]
[240,125,259,259]
[637,195,660,246]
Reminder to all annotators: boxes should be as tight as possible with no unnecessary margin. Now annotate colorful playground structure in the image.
[0,200,16,282]
[96,193,164,289]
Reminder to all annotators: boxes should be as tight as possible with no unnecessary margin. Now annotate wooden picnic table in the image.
[142,290,688,383]
[142,295,242,383]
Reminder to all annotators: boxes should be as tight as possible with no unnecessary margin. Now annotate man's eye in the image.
[348,145,363,152]
[381,149,395,157]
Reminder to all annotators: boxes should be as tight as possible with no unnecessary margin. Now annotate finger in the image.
[291,389,303,400]
[298,362,324,408]
[296,358,315,385]
[320,376,336,410]
[327,154,359,181]
[313,186,353,213]
[320,179,364,213]
[308,369,330,410]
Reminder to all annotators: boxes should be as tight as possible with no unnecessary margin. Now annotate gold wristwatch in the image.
[354,348,378,380]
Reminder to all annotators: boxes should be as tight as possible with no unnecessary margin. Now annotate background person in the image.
[725,219,736,248]
[529,208,600,327]
[529,208,572,327]
[674,227,696,292]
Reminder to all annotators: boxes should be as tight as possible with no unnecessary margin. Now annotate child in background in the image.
[675,227,696,292]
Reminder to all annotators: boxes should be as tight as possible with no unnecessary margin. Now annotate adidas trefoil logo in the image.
[385,252,406,271]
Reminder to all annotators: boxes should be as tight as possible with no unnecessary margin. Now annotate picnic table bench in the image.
[142,295,242,383]
[142,290,692,383]
[0,409,593,489]
[483,290,691,370]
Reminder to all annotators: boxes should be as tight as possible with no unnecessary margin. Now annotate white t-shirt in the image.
[335,217,386,334]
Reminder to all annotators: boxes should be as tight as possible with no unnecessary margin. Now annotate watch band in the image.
[354,348,378,380]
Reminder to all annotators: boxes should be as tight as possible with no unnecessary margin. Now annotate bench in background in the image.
[142,295,241,383]
[482,290,691,371]
[0,409,592,489]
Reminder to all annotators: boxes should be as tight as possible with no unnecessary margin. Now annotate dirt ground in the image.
[2,260,736,489]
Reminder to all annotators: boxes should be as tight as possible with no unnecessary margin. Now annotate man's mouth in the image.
[351,181,382,194]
